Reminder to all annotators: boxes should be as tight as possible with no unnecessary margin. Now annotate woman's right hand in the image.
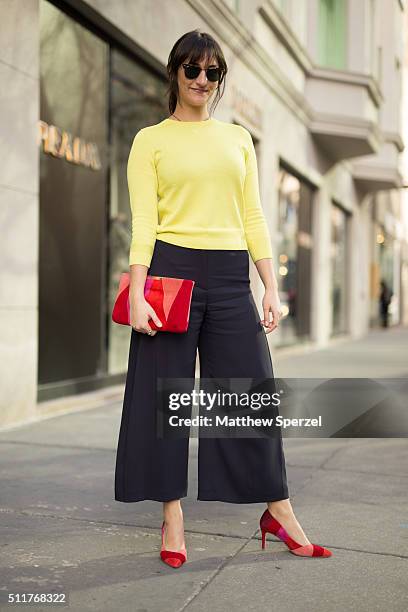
[130,294,162,335]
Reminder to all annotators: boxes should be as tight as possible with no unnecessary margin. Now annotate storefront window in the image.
[378,229,395,325]
[39,0,168,398]
[330,203,348,336]
[371,223,398,327]
[107,50,168,374]
[39,0,108,388]
[276,167,313,346]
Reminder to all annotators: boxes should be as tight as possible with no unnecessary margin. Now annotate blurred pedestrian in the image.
[379,279,392,328]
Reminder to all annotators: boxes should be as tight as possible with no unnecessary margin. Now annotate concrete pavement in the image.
[0,326,407,611]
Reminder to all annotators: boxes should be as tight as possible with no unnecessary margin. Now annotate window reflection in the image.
[330,203,348,335]
[276,167,313,346]
[107,50,167,374]
[39,0,108,387]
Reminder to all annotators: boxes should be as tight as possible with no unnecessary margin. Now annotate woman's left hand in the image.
[261,288,282,334]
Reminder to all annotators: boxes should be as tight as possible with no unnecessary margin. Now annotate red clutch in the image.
[112,273,195,333]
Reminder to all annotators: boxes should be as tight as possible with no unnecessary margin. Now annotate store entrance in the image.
[38,0,168,401]
[38,1,108,397]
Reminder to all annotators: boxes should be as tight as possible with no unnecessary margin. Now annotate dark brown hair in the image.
[166,29,228,116]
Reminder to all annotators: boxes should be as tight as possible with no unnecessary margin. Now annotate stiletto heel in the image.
[259,508,332,558]
[160,520,187,568]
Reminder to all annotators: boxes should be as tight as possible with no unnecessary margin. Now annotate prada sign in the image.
[38,120,102,170]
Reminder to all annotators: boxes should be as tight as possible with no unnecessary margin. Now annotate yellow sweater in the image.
[127,117,273,267]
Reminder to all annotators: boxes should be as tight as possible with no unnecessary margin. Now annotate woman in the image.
[114,29,332,567]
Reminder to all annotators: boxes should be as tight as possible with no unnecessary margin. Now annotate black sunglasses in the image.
[181,63,221,82]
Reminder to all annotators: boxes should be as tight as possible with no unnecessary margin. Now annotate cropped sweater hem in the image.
[128,235,273,266]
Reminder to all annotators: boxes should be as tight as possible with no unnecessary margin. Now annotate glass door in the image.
[38,0,108,389]
[107,49,168,374]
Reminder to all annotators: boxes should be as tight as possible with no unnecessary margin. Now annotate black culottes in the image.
[114,239,289,504]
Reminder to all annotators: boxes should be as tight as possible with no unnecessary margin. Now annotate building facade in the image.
[1,0,406,428]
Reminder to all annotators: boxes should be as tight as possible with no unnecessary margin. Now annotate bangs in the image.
[184,45,218,67]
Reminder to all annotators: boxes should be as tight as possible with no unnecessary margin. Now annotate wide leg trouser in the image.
[114,239,289,503]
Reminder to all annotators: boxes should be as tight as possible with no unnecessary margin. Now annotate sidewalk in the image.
[0,327,407,611]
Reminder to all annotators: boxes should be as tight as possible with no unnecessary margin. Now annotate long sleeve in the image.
[241,128,273,263]
[127,128,159,267]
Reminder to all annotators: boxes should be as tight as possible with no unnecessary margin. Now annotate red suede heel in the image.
[160,521,187,568]
[259,508,332,558]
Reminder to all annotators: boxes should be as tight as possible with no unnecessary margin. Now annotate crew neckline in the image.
[164,117,215,126]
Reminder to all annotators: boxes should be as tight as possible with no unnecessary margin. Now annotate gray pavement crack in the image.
[290,442,352,498]
[177,527,259,612]
[0,440,110,452]
[1,507,406,560]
